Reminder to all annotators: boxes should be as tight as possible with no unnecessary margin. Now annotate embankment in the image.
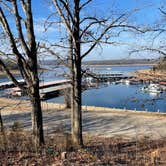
[1,97,166,140]
[134,69,166,82]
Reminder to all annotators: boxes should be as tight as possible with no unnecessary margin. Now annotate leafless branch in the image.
[159,8,166,16]
[12,0,30,56]
[59,0,74,23]
[80,18,107,38]
[130,47,166,57]
[0,58,26,90]
[79,0,93,10]
[40,44,70,68]
[52,0,73,37]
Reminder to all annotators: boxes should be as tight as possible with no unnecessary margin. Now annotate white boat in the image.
[124,80,130,85]
[120,79,130,85]
[142,84,162,94]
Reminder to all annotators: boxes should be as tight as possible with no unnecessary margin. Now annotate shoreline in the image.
[83,63,155,67]
[1,97,166,140]
[0,64,154,77]
[82,105,166,116]
[0,68,48,77]
[0,97,165,116]
[134,69,166,82]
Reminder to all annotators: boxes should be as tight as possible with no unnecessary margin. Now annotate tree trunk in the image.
[30,85,44,147]
[64,88,71,108]
[71,60,83,147]
[70,0,83,147]
[0,111,4,133]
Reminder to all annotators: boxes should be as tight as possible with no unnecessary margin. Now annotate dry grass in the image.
[1,128,166,165]
[135,69,166,82]
[1,97,166,140]
[0,97,66,114]
[1,98,166,165]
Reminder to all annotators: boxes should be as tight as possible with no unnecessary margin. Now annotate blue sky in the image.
[2,0,166,61]
[30,0,166,60]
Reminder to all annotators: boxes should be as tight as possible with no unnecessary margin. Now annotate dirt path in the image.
[1,98,166,140]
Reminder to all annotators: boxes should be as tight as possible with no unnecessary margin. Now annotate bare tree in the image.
[47,0,144,147]
[0,110,4,133]
[128,6,166,70]
[0,0,44,146]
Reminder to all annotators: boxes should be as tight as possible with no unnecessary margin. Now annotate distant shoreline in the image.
[0,68,47,77]
[0,70,20,77]
[84,63,155,67]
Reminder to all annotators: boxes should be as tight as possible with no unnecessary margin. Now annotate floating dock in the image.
[7,79,71,100]
[0,79,25,90]
[40,83,71,100]
[85,71,133,83]
[39,80,71,89]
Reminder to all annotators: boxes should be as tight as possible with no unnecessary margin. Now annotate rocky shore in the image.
[134,69,166,82]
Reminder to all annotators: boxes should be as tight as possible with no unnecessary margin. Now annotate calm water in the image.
[87,65,151,73]
[83,84,166,112]
[47,65,166,113]
[1,65,166,112]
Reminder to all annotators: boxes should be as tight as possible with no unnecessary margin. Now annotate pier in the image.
[0,79,25,90]
[84,71,133,83]
[40,83,71,100]
[8,79,71,100]
[3,72,135,101]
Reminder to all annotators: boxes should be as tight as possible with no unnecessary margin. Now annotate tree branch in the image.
[12,0,30,56]
[40,44,70,68]
[0,5,32,86]
[59,0,74,24]
[0,58,26,90]
[22,0,37,56]
[0,6,20,56]
[159,8,166,16]
[52,0,73,37]
[79,0,93,10]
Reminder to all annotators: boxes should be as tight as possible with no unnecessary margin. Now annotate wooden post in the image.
[64,88,71,109]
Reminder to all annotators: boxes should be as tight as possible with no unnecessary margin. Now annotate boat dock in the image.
[40,83,71,100]
[85,71,133,83]
[0,79,25,90]
[39,80,71,89]
[7,79,71,100]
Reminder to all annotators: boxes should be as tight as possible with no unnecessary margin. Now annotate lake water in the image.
[0,65,166,112]
[47,65,166,113]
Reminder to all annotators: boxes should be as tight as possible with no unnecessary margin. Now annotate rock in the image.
[61,152,67,160]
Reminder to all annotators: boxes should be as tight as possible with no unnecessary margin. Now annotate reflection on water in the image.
[49,83,166,112]
[46,65,166,113]
[83,84,166,112]
[0,65,166,112]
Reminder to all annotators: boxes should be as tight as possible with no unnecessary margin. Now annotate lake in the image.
[47,65,166,113]
[0,65,166,112]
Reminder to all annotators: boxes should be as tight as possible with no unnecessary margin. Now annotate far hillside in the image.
[0,60,41,71]
[0,60,18,71]
[83,59,158,66]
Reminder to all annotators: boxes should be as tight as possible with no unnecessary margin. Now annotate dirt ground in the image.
[1,97,166,165]
[1,97,166,140]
